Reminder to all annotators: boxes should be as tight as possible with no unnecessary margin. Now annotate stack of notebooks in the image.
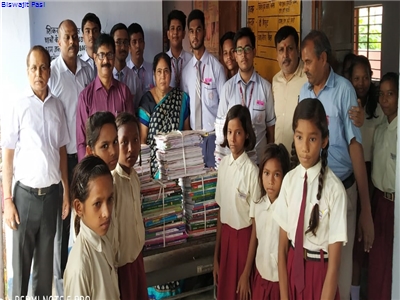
[134,144,152,185]
[181,171,219,237]
[154,131,206,180]
[141,179,187,249]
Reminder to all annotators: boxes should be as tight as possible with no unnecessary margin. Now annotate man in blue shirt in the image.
[299,30,373,300]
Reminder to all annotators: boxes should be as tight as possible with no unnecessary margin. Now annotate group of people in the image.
[0,6,397,300]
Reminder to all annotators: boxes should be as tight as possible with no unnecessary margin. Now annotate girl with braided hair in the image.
[273,98,348,300]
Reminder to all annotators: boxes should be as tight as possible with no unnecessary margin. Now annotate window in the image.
[354,5,382,80]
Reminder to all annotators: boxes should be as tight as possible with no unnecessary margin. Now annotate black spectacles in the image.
[96,52,115,60]
[115,40,129,47]
[235,46,253,55]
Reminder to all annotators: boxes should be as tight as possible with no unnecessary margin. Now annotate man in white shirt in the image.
[272,26,307,153]
[1,46,70,299]
[110,23,142,111]
[81,12,101,75]
[217,27,275,164]
[181,9,226,167]
[166,10,192,88]
[48,19,94,297]
[127,23,154,95]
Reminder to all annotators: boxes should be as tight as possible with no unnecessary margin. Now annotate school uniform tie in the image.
[194,60,202,130]
[117,71,124,83]
[175,57,181,88]
[294,172,307,293]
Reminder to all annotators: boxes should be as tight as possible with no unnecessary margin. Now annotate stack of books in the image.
[154,131,206,180]
[134,144,152,185]
[180,171,219,237]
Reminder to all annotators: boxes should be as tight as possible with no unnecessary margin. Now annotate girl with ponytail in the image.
[273,98,348,300]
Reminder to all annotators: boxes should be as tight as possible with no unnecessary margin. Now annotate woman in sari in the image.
[138,52,190,177]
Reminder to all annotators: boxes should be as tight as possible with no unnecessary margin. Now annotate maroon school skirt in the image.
[252,267,280,300]
[368,189,394,300]
[118,252,149,300]
[217,223,253,300]
[287,247,340,300]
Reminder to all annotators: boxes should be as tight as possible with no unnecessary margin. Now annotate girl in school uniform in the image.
[64,156,120,299]
[113,112,148,300]
[252,143,290,300]
[213,104,260,300]
[273,98,348,300]
[367,72,398,300]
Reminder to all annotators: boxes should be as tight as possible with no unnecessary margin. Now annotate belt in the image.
[17,181,59,196]
[377,188,395,202]
[67,153,77,159]
[290,242,328,262]
[342,173,355,190]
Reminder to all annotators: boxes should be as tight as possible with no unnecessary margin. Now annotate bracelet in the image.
[3,197,13,201]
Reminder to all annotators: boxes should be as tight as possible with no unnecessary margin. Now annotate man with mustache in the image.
[76,33,134,161]
[2,45,69,299]
[181,9,226,167]
[48,19,94,297]
[127,23,154,95]
[299,30,374,300]
[111,23,142,111]
[217,27,275,164]
[81,13,101,75]
[166,10,192,88]
[272,26,307,153]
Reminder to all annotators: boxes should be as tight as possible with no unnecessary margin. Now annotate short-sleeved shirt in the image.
[112,164,145,266]
[64,220,120,299]
[300,68,362,181]
[49,55,94,154]
[272,60,307,152]
[217,70,276,164]
[273,161,348,252]
[360,103,384,162]
[1,90,69,188]
[181,49,226,132]
[215,152,260,230]
[127,59,154,94]
[251,195,279,282]
[166,49,193,88]
[372,116,397,193]
[113,65,143,111]
[76,76,134,161]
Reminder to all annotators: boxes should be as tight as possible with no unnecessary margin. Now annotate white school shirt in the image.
[49,55,94,154]
[217,70,276,164]
[215,152,260,230]
[181,49,226,132]
[360,103,384,162]
[64,220,120,300]
[81,50,95,71]
[273,161,348,252]
[127,59,154,94]
[251,195,279,282]
[272,60,307,152]
[166,48,193,88]
[372,116,397,193]
[112,164,145,267]
[113,65,143,111]
[1,90,69,188]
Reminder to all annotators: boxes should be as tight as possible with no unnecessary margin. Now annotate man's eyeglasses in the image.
[115,40,129,47]
[96,52,115,60]
[235,46,253,55]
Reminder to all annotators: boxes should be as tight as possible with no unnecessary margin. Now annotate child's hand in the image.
[236,273,251,300]
[358,208,374,252]
[213,257,219,286]
[348,98,365,127]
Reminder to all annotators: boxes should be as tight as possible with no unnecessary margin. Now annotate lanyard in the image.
[238,81,255,107]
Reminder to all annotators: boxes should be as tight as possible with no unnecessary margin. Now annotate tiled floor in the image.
[182,289,214,300]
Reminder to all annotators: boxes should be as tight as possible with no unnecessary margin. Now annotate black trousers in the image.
[12,181,60,298]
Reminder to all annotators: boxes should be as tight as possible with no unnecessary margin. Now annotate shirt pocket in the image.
[203,82,218,110]
[46,113,63,149]
[235,187,250,213]
[306,207,329,247]
[252,101,266,125]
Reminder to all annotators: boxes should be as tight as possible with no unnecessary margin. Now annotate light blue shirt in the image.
[113,65,142,111]
[127,59,154,95]
[181,49,226,132]
[218,70,276,164]
[299,68,362,181]
[166,49,192,88]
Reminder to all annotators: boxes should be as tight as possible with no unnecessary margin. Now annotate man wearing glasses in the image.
[110,23,142,111]
[218,27,275,164]
[180,9,226,167]
[76,33,134,161]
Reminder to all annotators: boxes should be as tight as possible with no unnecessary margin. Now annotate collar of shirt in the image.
[167,48,185,60]
[277,59,305,82]
[307,67,335,91]
[79,220,104,252]
[114,163,133,180]
[228,151,248,169]
[260,194,274,210]
[112,67,124,78]
[93,75,117,91]
[191,49,210,67]
[28,86,54,103]
[386,116,398,131]
[235,69,257,85]
[58,55,83,74]
[81,50,91,62]
[298,160,321,183]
